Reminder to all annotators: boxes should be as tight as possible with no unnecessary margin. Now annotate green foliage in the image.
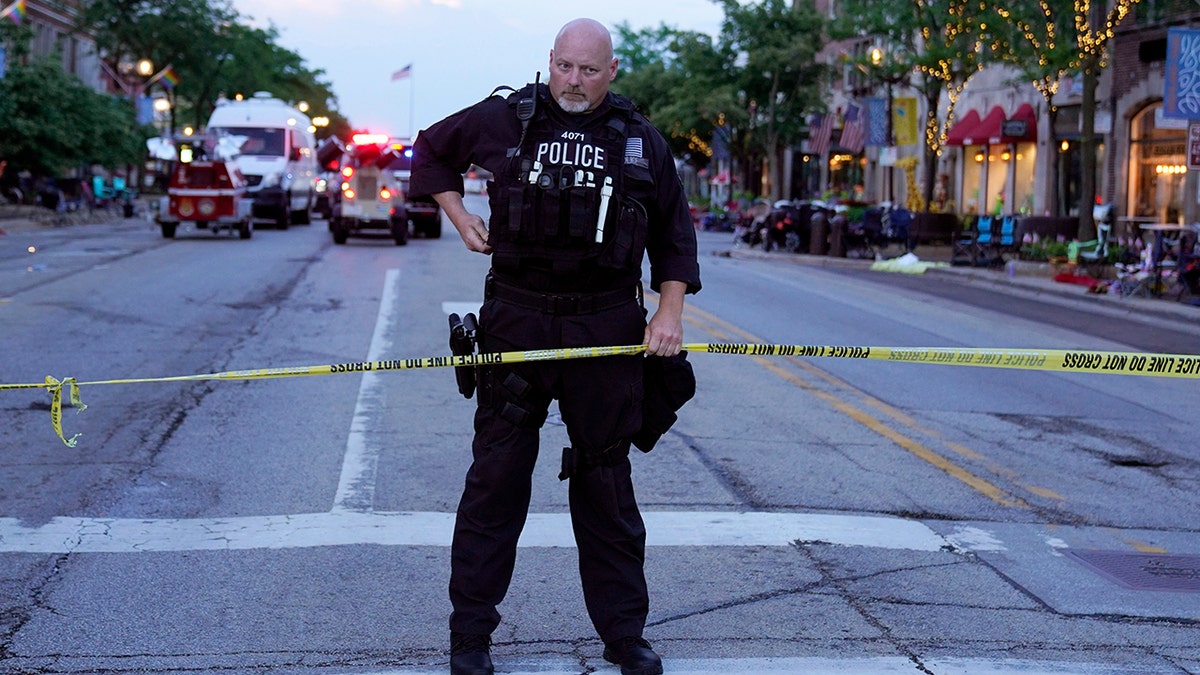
[75,0,343,133]
[613,23,737,166]
[1021,237,1070,261]
[613,1,825,199]
[0,57,151,175]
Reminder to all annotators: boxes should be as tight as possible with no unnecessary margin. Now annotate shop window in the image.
[1127,103,1186,224]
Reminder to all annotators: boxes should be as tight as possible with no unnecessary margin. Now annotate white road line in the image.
[0,511,948,554]
[350,656,1178,674]
[332,268,401,512]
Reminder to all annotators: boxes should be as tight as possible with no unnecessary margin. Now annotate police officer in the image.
[410,17,700,675]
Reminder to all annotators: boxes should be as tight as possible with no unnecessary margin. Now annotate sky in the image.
[232,0,726,139]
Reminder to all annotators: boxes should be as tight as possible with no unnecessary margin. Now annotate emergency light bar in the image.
[352,133,390,146]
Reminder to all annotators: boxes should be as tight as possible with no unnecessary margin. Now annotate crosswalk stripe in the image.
[0,510,948,554]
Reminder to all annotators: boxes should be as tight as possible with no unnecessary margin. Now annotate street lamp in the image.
[869,45,898,203]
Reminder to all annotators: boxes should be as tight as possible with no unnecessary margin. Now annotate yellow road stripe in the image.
[679,305,1030,509]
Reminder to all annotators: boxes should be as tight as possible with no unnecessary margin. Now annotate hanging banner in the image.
[866,97,888,146]
[893,97,919,146]
[1164,27,1200,119]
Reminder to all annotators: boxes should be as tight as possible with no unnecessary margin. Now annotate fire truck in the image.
[155,156,253,239]
[328,133,408,245]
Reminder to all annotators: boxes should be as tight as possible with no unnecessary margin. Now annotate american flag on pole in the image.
[391,64,412,81]
[839,103,865,154]
[810,113,835,157]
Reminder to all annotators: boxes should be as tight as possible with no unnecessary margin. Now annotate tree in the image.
[0,56,150,176]
[614,2,824,201]
[75,0,342,133]
[1072,0,1139,240]
[987,0,1078,218]
[717,0,825,200]
[835,0,994,211]
[613,22,739,171]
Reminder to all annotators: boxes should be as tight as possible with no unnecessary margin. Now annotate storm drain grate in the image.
[1065,549,1200,592]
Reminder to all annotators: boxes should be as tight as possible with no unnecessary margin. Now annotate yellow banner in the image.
[893,97,919,146]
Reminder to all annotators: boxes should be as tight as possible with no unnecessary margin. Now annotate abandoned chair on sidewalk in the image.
[951,215,997,266]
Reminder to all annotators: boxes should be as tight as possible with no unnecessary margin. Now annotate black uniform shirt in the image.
[410,87,701,296]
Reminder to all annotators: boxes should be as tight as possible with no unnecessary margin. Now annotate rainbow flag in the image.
[161,66,180,89]
[1,0,27,24]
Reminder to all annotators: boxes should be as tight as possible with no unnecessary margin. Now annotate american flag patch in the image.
[625,137,643,161]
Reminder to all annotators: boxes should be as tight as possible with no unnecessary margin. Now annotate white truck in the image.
[205,92,318,228]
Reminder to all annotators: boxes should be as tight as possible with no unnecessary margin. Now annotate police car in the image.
[328,134,409,245]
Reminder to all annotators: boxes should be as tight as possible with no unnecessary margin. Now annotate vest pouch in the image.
[599,197,646,269]
[567,185,599,241]
[504,185,526,237]
[534,186,562,244]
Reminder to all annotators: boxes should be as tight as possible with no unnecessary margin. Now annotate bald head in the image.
[548,18,618,113]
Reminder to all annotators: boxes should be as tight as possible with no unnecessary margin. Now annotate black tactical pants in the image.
[448,296,648,643]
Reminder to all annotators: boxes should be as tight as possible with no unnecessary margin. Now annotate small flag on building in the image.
[839,103,865,154]
[392,64,412,81]
[1,0,28,24]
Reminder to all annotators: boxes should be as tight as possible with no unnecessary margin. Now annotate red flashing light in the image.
[344,188,356,200]
[341,166,355,179]
[352,133,390,146]
[380,187,392,200]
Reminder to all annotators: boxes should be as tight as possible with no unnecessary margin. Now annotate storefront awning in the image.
[964,105,1006,145]
[945,109,982,146]
[954,103,1038,145]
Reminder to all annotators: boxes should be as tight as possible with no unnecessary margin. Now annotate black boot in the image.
[602,636,662,675]
[449,632,493,675]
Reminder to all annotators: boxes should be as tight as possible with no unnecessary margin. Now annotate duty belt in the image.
[488,279,640,315]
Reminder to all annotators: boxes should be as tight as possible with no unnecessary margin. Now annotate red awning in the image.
[945,109,981,146]
[998,102,1037,143]
[964,105,1006,145]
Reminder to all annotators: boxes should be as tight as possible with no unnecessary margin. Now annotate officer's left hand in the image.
[644,281,686,357]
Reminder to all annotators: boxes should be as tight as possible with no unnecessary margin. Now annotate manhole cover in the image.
[1065,549,1200,592]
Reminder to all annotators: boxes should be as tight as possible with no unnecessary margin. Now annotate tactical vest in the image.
[488,85,649,285]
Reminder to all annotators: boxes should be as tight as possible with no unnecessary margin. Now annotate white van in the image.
[205,92,318,228]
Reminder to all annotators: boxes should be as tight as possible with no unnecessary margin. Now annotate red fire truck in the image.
[156,159,253,239]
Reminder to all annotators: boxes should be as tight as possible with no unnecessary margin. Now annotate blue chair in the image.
[92,176,115,202]
[953,215,995,266]
[998,215,1017,250]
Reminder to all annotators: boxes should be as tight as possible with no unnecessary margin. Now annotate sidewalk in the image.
[726,243,1200,336]
[0,201,148,235]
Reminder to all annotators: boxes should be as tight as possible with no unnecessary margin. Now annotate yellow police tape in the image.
[1,343,1197,447]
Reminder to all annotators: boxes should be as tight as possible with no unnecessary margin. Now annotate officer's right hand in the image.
[433,191,492,255]
[453,212,492,254]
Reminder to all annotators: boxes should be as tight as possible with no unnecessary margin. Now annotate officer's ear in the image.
[608,57,618,82]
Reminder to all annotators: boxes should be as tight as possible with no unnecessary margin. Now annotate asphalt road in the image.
[0,205,1197,674]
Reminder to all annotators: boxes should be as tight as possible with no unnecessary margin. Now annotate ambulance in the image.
[205,92,318,228]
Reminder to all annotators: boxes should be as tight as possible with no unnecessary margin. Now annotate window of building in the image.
[1127,102,1187,224]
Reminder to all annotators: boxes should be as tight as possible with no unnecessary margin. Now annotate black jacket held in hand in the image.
[632,351,696,453]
